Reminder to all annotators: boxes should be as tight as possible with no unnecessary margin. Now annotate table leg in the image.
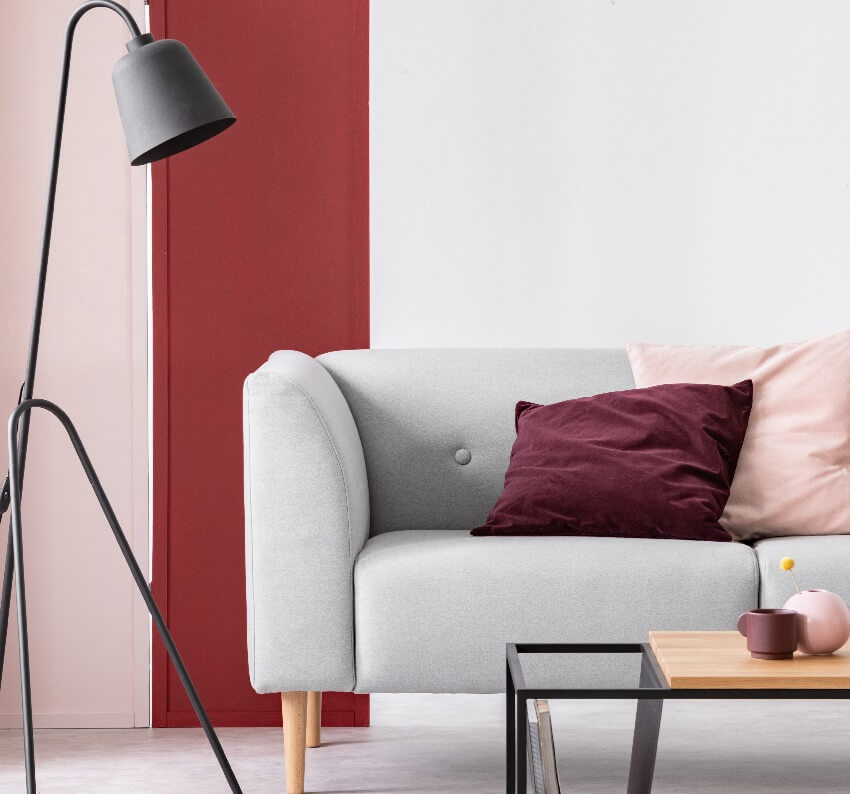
[627,655,663,794]
[517,695,527,794]
[507,660,516,794]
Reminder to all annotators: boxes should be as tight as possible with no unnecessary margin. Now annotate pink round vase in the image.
[783,589,850,655]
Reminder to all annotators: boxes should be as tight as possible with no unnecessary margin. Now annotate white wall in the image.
[0,1,148,727]
[371,1,850,348]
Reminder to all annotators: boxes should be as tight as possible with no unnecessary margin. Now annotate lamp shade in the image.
[112,34,235,166]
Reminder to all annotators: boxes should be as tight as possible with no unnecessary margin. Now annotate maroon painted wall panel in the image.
[151,0,370,727]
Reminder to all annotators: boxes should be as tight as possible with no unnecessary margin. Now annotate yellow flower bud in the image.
[780,557,795,571]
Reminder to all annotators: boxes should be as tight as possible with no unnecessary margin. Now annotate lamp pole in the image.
[0,4,240,792]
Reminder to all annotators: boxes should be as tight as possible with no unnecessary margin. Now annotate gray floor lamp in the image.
[0,3,240,792]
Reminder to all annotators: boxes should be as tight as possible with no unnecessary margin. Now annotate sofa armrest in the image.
[244,350,369,693]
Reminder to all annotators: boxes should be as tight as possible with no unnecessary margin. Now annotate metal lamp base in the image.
[0,399,242,794]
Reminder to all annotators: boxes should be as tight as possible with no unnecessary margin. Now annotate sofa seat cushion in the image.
[754,536,850,608]
[353,530,758,693]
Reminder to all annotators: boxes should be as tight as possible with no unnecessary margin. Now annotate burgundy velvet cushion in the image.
[471,380,753,541]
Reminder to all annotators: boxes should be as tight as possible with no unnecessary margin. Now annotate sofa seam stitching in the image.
[286,381,354,562]
[287,379,357,691]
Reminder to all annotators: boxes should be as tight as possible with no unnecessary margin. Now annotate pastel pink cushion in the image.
[627,328,850,540]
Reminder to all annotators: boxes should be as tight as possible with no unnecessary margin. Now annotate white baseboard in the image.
[0,712,135,729]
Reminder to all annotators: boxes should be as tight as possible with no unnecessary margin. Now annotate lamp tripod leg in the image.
[7,399,242,794]
[0,516,14,687]
[7,473,35,792]
[1,385,34,690]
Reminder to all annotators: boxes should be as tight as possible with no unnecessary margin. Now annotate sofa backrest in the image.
[317,349,635,536]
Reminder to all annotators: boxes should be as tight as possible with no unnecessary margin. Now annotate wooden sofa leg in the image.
[306,691,322,748]
[281,691,307,794]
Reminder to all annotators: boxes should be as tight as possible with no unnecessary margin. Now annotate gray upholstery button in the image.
[454,448,472,465]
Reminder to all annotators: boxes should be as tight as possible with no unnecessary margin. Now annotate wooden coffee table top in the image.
[649,631,850,689]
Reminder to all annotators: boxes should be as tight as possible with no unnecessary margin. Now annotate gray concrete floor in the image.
[1,694,848,792]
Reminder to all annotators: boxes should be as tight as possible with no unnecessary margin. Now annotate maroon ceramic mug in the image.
[737,608,798,660]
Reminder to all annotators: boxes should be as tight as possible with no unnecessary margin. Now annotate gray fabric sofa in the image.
[243,348,850,791]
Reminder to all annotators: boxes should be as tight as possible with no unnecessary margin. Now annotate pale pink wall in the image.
[0,1,148,727]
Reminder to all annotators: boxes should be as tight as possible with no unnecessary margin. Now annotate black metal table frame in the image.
[506,642,850,794]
